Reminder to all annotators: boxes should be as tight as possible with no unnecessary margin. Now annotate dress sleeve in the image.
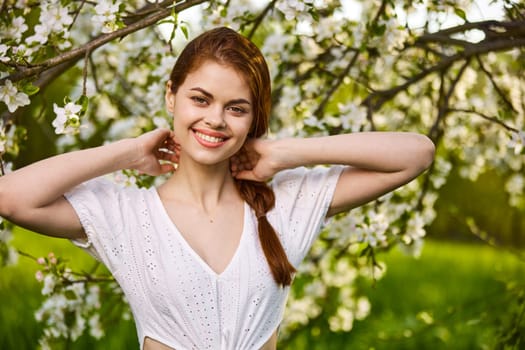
[64,177,129,273]
[270,165,344,266]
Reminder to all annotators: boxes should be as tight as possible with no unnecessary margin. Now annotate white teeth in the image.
[195,131,224,143]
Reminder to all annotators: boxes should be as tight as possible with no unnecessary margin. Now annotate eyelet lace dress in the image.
[65,165,343,350]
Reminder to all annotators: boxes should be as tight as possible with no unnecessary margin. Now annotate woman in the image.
[0,27,435,349]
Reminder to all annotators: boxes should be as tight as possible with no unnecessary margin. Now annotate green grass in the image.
[284,240,525,349]
[1,229,524,350]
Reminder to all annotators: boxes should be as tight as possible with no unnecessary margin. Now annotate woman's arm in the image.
[0,129,177,238]
[231,132,435,217]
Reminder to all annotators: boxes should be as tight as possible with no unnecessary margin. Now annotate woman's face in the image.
[165,60,254,167]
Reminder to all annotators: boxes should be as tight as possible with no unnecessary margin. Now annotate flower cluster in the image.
[33,252,127,348]
[27,3,73,47]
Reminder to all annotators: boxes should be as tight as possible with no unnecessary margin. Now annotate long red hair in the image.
[168,27,295,286]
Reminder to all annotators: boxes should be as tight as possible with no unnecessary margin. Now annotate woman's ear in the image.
[165,81,175,113]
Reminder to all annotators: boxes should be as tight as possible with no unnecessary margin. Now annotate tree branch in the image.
[313,49,359,117]
[3,0,208,85]
[448,108,519,133]
[475,55,517,113]
[1,0,208,127]
[416,20,525,43]
[429,59,471,140]
[312,0,390,120]
[363,32,525,112]
[247,0,277,39]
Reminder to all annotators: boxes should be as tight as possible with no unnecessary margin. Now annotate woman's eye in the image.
[191,96,208,105]
[228,106,246,114]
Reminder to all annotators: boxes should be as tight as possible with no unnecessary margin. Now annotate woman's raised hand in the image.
[230,138,281,182]
[132,128,180,176]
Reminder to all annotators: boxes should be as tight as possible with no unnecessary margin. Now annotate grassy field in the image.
[1,229,524,349]
[284,240,525,349]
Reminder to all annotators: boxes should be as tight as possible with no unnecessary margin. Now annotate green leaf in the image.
[454,8,467,21]
[371,23,386,36]
[309,8,319,22]
[64,289,77,300]
[158,19,177,25]
[20,82,39,96]
[76,95,89,115]
[180,24,189,40]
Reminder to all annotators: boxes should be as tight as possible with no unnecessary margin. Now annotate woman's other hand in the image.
[132,129,180,176]
[230,138,281,182]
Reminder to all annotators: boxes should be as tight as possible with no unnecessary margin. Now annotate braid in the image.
[235,179,296,286]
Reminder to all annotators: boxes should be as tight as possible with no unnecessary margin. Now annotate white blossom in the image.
[282,295,321,327]
[0,80,31,113]
[353,210,389,247]
[508,130,525,154]
[262,32,291,57]
[0,126,5,154]
[355,297,371,320]
[315,16,339,41]
[145,82,166,115]
[86,285,101,309]
[329,306,355,332]
[151,55,176,78]
[52,102,82,135]
[27,23,52,45]
[338,102,368,132]
[92,1,121,33]
[403,212,427,244]
[303,115,325,129]
[0,44,9,63]
[41,4,74,32]
[505,174,525,209]
[89,314,105,339]
[275,0,313,20]
[297,36,322,61]
[41,274,57,295]
[4,16,28,41]
[153,116,170,129]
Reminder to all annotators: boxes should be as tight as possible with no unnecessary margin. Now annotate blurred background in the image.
[1,0,524,349]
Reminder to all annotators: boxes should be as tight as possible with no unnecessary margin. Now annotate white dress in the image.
[65,166,343,350]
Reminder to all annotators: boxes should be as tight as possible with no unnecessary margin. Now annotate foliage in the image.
[1,237,523,349]
[0,0,524,348]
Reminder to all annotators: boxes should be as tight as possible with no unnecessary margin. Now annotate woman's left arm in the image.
[232,132,435,217]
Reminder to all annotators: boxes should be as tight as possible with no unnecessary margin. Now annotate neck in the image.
[160,156,238,210]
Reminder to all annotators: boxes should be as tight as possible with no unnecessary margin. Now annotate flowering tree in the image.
[1,0,524,348]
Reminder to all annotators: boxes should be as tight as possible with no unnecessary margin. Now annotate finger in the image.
[158,163,176,174]
[159,151,179,164]
[233,169,261,182]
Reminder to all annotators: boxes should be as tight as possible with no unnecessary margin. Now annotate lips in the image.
[192,129,229,148]
[194,130,225,143]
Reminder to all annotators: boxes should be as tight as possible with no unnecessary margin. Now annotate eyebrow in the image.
[190,87,251,106]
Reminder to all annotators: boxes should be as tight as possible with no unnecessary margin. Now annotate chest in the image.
[161,199,246,275]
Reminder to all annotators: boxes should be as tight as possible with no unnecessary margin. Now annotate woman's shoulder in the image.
[66,175,154,212]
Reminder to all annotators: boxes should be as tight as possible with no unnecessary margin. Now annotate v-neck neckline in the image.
[151,188,249,278]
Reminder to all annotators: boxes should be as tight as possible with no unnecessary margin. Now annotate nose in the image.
[204,107,226,129]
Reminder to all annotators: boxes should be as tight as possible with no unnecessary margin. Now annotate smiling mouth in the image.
[194,130,226,143]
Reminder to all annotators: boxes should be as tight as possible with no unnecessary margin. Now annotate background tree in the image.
[1,0,524,348]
